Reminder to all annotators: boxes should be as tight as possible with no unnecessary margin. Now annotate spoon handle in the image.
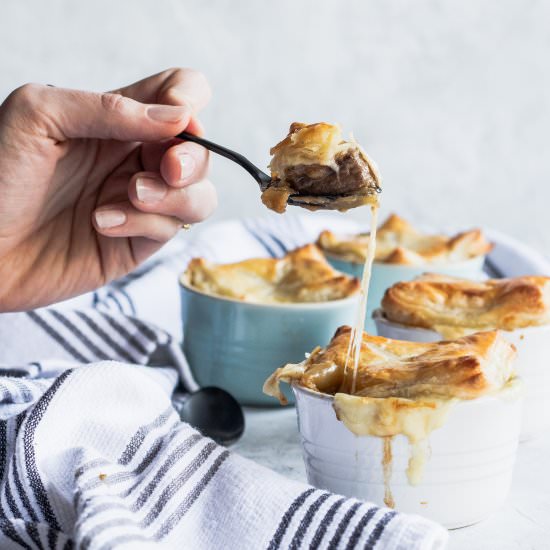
[176,131,271,188]
[167,340,200,393]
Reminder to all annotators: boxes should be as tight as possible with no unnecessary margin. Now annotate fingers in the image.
[93,172,217,240]
[0,68,211,143]
[93,201,182,242]
[140,138,208,177]
[128,172,217,222]
[159,141,209,188]
[2,83,192,142]
[113,68,212,113]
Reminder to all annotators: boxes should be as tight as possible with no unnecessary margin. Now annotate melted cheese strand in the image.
[382,437,395,508]
[350,205,379,394]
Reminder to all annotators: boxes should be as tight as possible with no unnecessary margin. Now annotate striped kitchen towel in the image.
[2,212,546,550]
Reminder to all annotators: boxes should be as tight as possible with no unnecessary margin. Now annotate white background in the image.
[1,0,548,256]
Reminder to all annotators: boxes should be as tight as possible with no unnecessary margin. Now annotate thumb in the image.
[1,83,192,142]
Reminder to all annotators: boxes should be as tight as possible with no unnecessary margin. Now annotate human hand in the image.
[0,68,216,311]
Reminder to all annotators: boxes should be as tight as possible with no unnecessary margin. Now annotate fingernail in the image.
[136,176,167,203]
[178,153,196,181]
[94,209,126,229]
[147,104,188,122]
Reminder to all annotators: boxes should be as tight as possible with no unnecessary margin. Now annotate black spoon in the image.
[166,343,245,446]
[176,131,340,209]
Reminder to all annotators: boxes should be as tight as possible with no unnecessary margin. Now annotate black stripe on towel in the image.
[0,517,33,550]
[27,312,89,363]
[114,288,136,315]
[75,432,201,528]
[98,314,149,356]
[5,479,44,549]
[47,520,59,550]
[141,441,217,525]
[48,310,110,360]
[364,510,397,548]
[244,223,278,258]
[0,422,32,549]
[255,224,288,256]
[74,311,138,363]
[326,501,361,549]
[22,370,73,530]
[77,435,170,495]
[262,221,292,254]
[308,497,346,549]
[267,488,316,550]
[288,492,331,549]
[130,433,202,508]
[0,420,7,481]
[12,453,40,521]
[344,506,378,550]
[4,480,23,523]
[74,458,110,481]
[79,439,218,545]
[26,521,44,550]
[11,455,46,550]
[0,368,31,378]
[155,450,230,538]
[106,291,124,313]
[127,317,162,348]
[118,407,174,466]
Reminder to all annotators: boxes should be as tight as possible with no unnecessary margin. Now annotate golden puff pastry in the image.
[262,122,381,213]
[381,273,550,338]
[317,214,493,265]
[264,325,515,404]
[182,244,360,304]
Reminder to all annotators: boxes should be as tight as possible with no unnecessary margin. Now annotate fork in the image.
[175,131,332,208]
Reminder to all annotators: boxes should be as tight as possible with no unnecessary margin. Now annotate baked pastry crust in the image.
[381,273,550,336]
[182,244,360,304]
[262,122,381,213]
[317,214,493,265]
[264,325,515,404]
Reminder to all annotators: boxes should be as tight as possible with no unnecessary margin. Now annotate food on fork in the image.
[262,122,381,213]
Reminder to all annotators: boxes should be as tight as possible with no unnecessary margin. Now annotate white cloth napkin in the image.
[1,213,546,550]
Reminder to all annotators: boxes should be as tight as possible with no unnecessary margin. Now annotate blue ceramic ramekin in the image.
[180,279,359,406]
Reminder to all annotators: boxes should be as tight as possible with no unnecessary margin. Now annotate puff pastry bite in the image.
[317,213,493,265]
[381,273,550,338]
[262,122,381,213]
[264,325,516,404]
[182,244,360,304]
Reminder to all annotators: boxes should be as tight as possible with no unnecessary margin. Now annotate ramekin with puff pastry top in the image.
[264,326,523,528]
[375,273,550,439]
[180,244,361,406]
[317,214,493,331]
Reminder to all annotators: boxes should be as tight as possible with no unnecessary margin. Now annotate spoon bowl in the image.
[172,386,245,446]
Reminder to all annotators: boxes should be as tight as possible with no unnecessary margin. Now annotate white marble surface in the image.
[1,0,549,256]
[234,406,550,550]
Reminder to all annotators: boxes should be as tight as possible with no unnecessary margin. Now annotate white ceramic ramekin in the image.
[373,310,550,440]
[180,279,360,406]
[293,382,523,529]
